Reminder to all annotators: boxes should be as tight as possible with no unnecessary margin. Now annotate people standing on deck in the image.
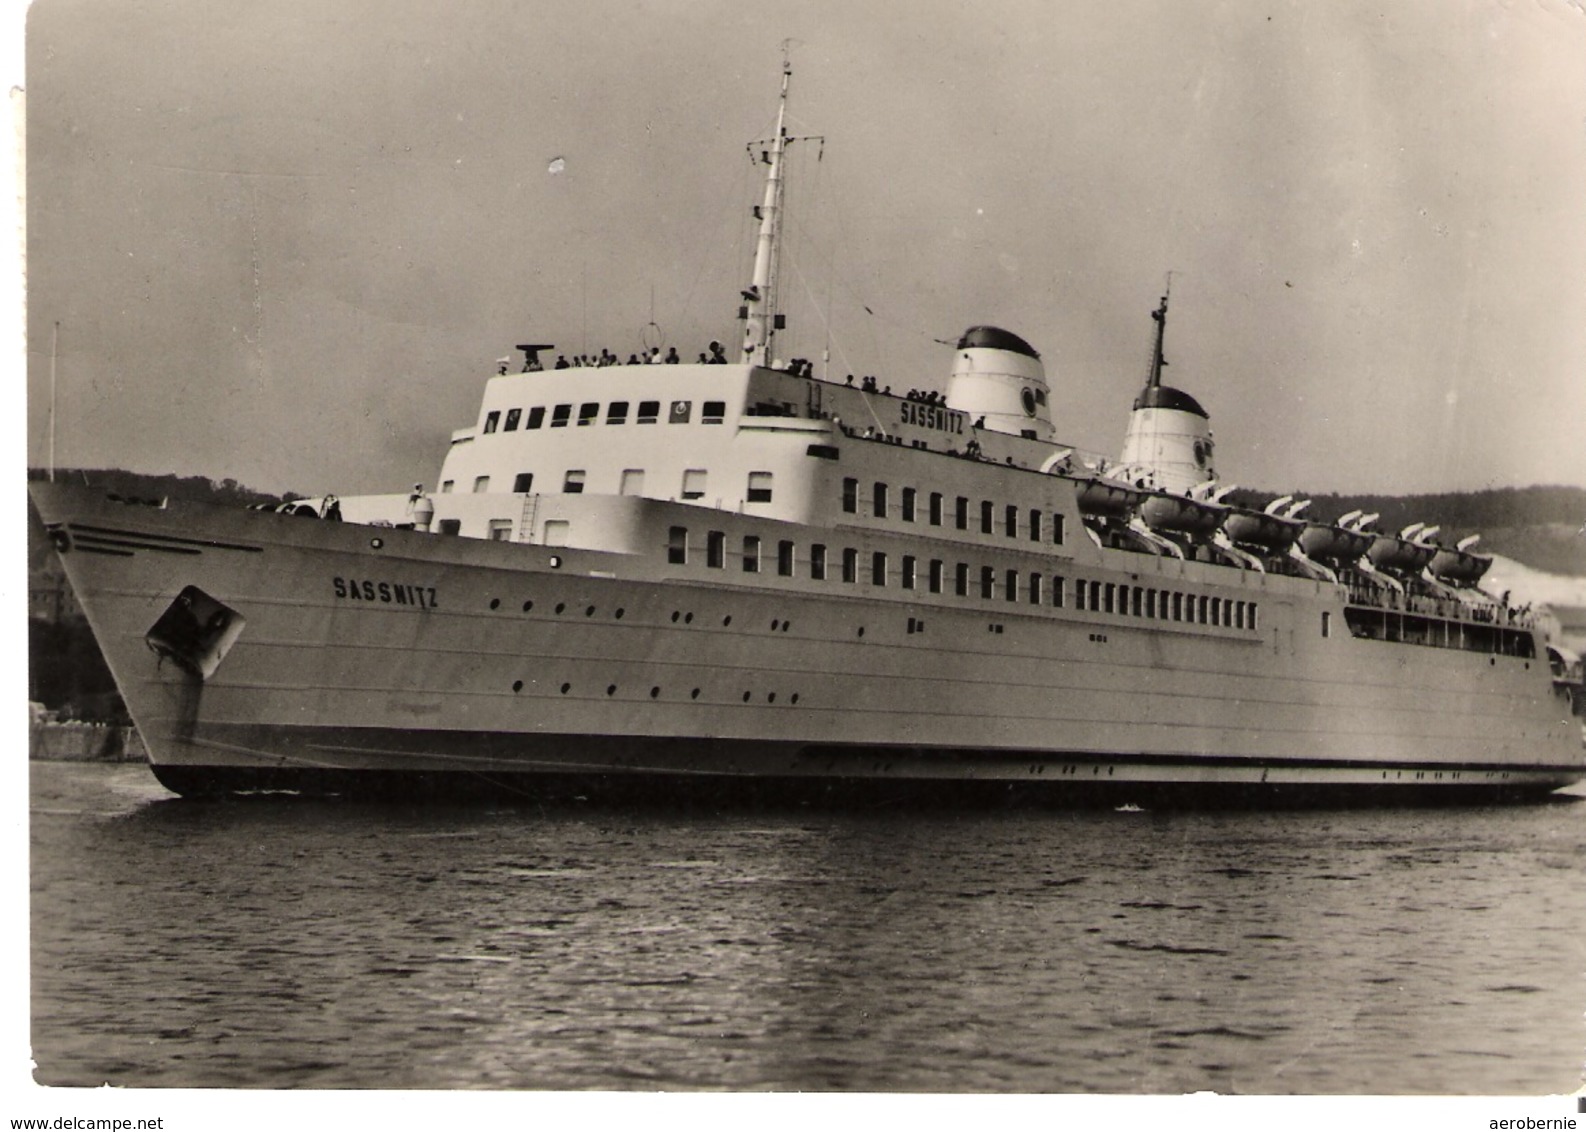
[555,355,569,369]
[664,347,680,364]
[708,340,727,364]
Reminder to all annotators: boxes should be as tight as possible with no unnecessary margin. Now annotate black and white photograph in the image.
[16,0,1586,1122]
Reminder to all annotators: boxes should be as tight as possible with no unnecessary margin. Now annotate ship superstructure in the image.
[30,64,1584,804]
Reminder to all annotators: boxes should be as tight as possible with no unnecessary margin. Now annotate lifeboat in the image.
[1074,477,1147,518]
[1366,533,1437,573]
[1223,507,1304,551]
[1139,491,1225,536]
[1296,522,1375,564]
[1429,537,1493,585]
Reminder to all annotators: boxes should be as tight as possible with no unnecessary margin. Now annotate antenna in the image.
[1146,270,1176,391]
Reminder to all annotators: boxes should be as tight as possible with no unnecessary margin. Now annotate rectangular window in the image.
[1052,513,1066,545]
[1029,509,1041,542]
[1250,603,1260,631]
[1004,504,1018,538]
[441,480,454,493]
[483,410,501,434]
[702,400,727,424]
[1172,593,1183,622]
[512,472,534,493]
[872,551,888,586]
[1029,573,1042,605]
[842,547,859,584]
[929,559,944,594]
[902,487,917,522]
[1132,587,1143,617]
[811,543,827,581]
[874,482,889,519]
[778,540,795,577]
[707,531,726,569]
[1198,595,1209,624]
[577,402,599,426]
[929,492,943,526]
[619,469,644,496]
[504,408,522,432]
[955,497,969,530]
[1322,610,1331,638]
[606,401,629,425]
[901,555,917,590]
[488,519,513,541]
[743,535,760,573]
[526,406,546,430]
[1052,575,1064,608]
[636,400,661,424]
[562,470,585,494]
[747,472,773,503]
[1103,582,1115,614]
[980,566,995,600]
[1075,578,1087,611]
[1005,569,1018,602]
[955,563,969,597]
[667,526,688,565]
[1211,597,1222,626]
[1090,580,1103,611]
[1236,601,1246,630]
[550,404,572,428]
[473,475,491,494]
[981,500,994,534]
[842,478,859,513]
[681,469,707,500]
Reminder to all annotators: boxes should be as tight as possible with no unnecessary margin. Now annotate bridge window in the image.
[1052,513,1065,545]
[928,559,943,594]
[842,548,858,584]
[929,492,944,526]
[902,487,917,522]
[778,540,795,577]
[1132,587,1144,617]
[637,400,661,424]
[1103,583,1115,615]
[811,543,827,581]
[872,552,888,586]
[1005,569,1018,602]
[667,526,688,565]
[473,476,491,494]
[526,407,546,429]
[513,472,534,493]
[742,535,760,573]
[562,470,585,494]
[842,478,858,513]
[577,403,599,426]
[1052,575,1064,608]
[747,472,773,503]
[955,563,969,597]
[1075,578,1087,611]
[606,401,629,425]
[504,408,522,432]
[981,500,994,534]
[702,400,727,424]
[707,531,725,569]
[901,555,917,590]
[956,497,969,530]
[550,404,572,428]
[1029,510,1041,542]
[682,469,707,500]
[1004,505,1018,538]
[483,411,501,434]
[874,482,889,518]
[1029,573,1042,605]
[980,566,995,600]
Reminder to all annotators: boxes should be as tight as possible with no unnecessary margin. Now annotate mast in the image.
[49,321,59,483]
[1146,276,1171,391]
[739,58,793,366]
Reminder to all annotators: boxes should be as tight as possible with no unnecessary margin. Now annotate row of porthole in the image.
[1024,764,1117,776]
[488,596,629,620]
[509,680,801,705]
[483,597,869,640]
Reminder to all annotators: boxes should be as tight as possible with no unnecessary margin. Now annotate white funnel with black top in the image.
[1117,289,1216,493]
[944,326,1055,441]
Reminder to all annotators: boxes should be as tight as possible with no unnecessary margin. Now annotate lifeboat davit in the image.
[1297,522,1375,564]
[1223,507,1304,551]
[1367,534,1437,573]
[1075,477,1147,518]
[1429,546,1493,585]
[1139,491,1225,536]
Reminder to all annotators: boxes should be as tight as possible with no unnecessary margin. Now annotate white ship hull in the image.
[32,482,1584,805]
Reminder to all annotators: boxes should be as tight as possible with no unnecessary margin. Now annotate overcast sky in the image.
[21,0,1586,498]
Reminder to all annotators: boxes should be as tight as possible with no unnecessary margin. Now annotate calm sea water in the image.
[29,761,1586,1094]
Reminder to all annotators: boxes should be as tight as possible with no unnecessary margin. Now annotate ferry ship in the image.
[30,64,1585,804]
